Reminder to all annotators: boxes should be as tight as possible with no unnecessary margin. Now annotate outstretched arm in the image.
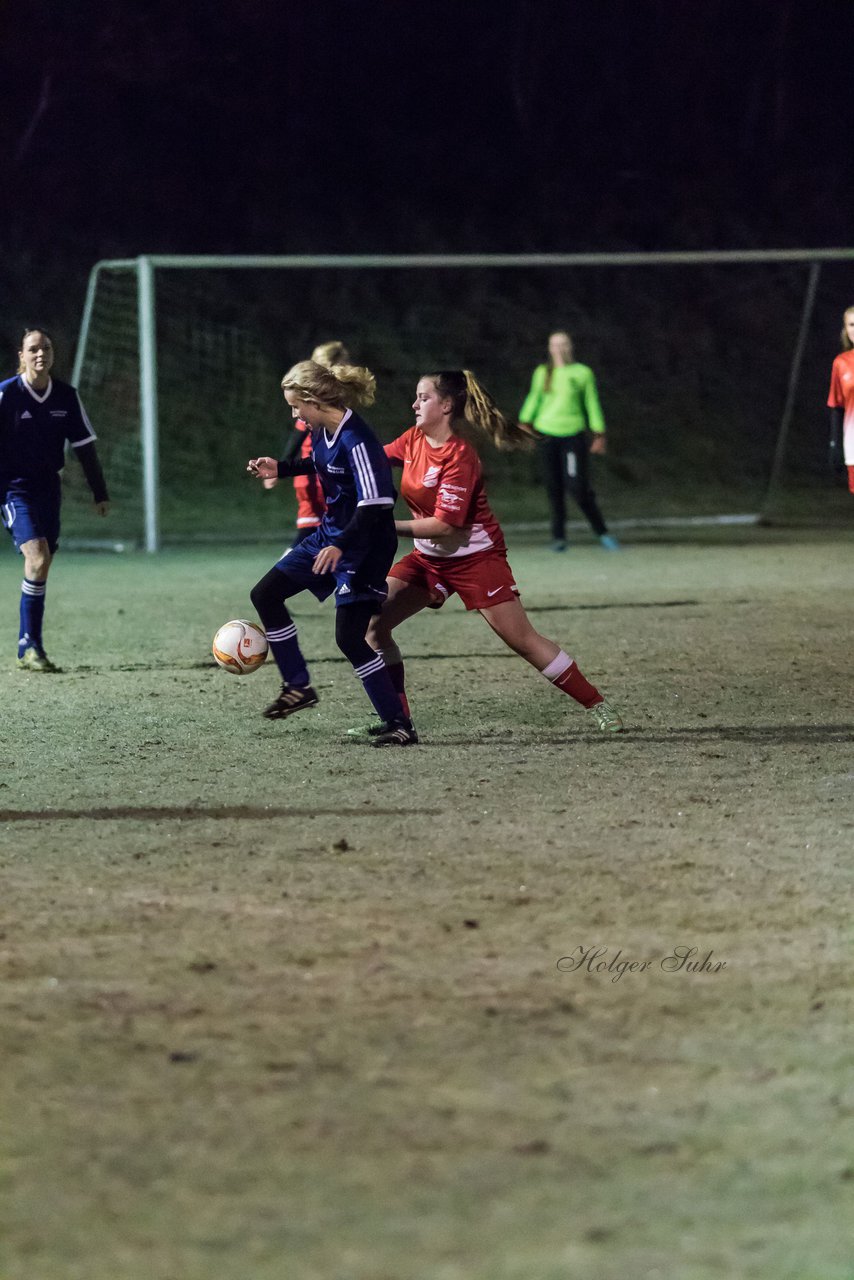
[247,454,316,480]
[263,426,310,488]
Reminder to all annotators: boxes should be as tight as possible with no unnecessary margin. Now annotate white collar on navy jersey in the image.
[323,407,352,448]
[21,376,53,403]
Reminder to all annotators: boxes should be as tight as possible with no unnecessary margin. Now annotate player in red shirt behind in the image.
[365,368,625,733]
[827,306,854,495]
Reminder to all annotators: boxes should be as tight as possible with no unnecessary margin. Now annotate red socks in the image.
[541,650,602,709]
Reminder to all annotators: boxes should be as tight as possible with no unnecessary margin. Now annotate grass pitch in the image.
[1,528,853,1280]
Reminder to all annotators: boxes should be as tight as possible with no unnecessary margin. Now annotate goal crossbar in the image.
[77,249,854,273]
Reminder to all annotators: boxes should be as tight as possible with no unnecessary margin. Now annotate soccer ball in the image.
[212,619,269,674]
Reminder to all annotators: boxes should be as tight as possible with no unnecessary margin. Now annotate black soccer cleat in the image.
[262,683,319,720]
[370,718,419,748]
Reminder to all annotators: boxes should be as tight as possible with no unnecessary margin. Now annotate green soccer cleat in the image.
[346,720,386,739]
[586,699,625,733]
[16,647,61,673]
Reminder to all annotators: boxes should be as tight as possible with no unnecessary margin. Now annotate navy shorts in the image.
[2,481,62,554]
[274,524,396,609]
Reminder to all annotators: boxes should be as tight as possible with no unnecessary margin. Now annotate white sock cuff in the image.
[541,650,574,682]
[354,653,387,680]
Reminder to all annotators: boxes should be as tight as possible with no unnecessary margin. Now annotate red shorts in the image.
[388,547,519,611]
[294,474,325,528]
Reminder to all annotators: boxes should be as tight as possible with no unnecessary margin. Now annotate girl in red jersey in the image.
[827,307,854,495]
[365,369,624,733]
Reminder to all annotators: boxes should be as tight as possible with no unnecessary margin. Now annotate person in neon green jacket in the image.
[519,331,619,551]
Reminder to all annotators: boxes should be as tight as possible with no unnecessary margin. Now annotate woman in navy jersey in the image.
[0,328,109,672]
[246,359,417,747]
[363,369,624,734]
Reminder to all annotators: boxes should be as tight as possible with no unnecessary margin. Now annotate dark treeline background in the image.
[2,0,853,530]
[1,0,851,339]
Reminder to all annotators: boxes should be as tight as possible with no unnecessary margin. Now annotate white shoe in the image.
[586,699,625,733]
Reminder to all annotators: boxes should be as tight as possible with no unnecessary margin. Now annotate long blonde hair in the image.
[840,308,854,352]
[281,359,376,408]
[424,369,532,452]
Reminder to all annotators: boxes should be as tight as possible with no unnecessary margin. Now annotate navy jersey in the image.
[0,375,97,485]
[309,409,396,540]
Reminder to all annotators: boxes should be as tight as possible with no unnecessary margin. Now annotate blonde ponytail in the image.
[311,340,350,366]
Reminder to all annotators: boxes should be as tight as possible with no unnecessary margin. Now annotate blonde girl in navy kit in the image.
[247,359,417,747]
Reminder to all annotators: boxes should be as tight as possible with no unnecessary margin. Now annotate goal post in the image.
[69,249,854,551]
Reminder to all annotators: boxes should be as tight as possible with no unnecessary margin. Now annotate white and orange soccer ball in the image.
[212,619,269,674]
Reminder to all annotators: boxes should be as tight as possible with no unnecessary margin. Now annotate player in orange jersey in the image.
[362,369,625,734]
[263,342,350,542]
[827,307,854,495]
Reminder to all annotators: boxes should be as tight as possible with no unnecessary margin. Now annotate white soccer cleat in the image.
[586,699,625,733]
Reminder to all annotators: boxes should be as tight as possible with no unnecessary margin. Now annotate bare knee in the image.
[22,540,52,580]
[367,614,393,650]
[505,633,545,664]
[515,630,560,668]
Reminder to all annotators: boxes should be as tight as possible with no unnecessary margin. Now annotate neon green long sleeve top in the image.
[519,362,606,437]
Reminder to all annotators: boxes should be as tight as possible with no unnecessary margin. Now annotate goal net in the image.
[66,252,854,549]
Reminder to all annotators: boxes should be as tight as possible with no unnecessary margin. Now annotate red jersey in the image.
[293,421,324,527]
[827,349,854,464]
[385,427,506,559]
